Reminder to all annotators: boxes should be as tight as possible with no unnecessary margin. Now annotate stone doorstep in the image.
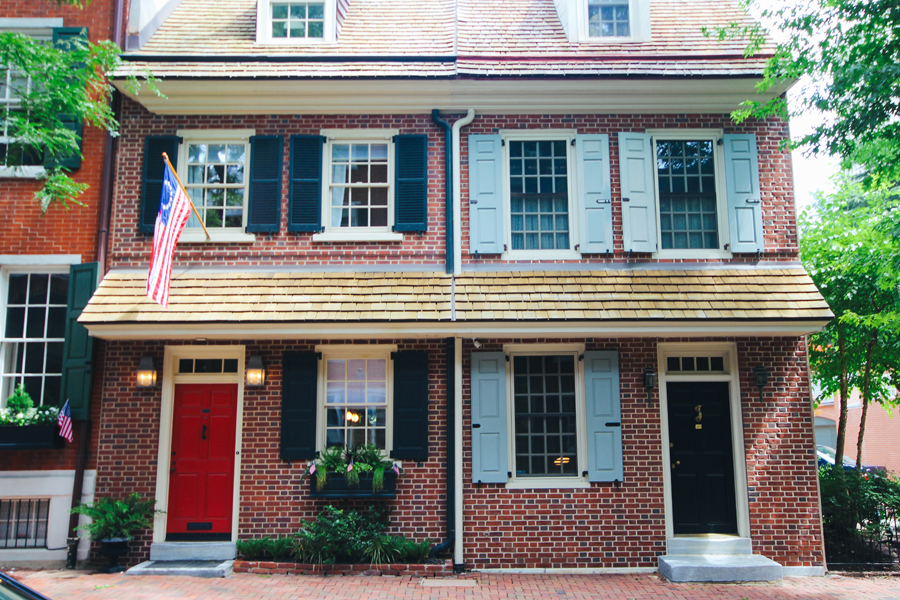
[666,536,752,556]
[658,554,783,583]
[232,559,455,577]
[150,542,236,562]
[126,560,234,578]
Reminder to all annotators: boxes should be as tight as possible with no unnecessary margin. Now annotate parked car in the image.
[0,572,54,600]
[817,445,884,474]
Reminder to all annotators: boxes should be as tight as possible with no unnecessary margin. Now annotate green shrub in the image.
[293,505,392,564]
[820,466,900,541]
[0,383,59,426]
[396,537,433,563]
[69,493,159,541]
[236,536,296,561]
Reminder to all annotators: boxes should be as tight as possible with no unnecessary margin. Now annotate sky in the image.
[788,93,840,215]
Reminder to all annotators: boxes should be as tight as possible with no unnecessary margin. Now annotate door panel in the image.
[667,381,738,534]
[167,383,238,539]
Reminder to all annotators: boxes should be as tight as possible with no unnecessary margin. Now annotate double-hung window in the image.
[323,352,390,450]
[326,139,391,231]
[468,130,612,257]
[271,2,325,39]
[0,271,68,407]
[619,130,764,256]
[0,68,43,175]
[471,346,623,489]
[587,0,630,37]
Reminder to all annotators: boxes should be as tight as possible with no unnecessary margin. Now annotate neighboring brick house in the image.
[0,0,121,566]
[78,0,832,579]
[815,390,900,474]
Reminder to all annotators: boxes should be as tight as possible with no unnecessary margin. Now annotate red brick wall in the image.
[92,339,448,566]
[93,336,823,569]
[460,336,822,570]
[460,113,797,265]
[1,0,116,472]
[109,102,449,268]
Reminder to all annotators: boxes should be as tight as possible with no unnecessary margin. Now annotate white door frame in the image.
[658,342,750,539]
[152,345,246,544]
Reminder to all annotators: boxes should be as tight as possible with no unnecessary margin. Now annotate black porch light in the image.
[752,365,769,402]
[643,366,658,403]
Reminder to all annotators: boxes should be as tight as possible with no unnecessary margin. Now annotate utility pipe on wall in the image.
[453,336,464,568]
[452,110,476,275]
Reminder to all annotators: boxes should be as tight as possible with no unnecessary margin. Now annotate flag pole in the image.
[162,152,211,240]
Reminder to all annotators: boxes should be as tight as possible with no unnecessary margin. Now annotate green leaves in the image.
[70,493,160,541]
[724,0,900,182]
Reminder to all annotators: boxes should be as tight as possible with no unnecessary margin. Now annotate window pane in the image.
[272,4,288,18]
[656,139,719,250]
[508,140,569,250]
[7,274,27,304]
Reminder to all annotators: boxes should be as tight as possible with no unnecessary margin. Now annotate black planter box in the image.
[308,471,397,499]
[0,424,65,450]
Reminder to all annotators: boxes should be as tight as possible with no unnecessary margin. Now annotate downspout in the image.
[429,337,456,561]
[452,336,463,571]
[66,4,125,569]
[452,110,475,275]
[431,110,453,274]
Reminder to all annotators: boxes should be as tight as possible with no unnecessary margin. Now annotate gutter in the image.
[430,110,453,275]
[119,54,458,63]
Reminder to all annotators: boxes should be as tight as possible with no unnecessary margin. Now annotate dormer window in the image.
[271,2,325,39]
[588,0,629,38]
[256,0,339,44]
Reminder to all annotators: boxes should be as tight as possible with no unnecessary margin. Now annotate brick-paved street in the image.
[6,570,900,600]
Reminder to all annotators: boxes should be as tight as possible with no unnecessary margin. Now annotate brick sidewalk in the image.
[7,569,900,600]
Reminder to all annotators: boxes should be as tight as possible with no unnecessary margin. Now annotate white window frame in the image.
[500,130,580,260]
[647,128,732,259]
[0,265,69,408]
[176,129,256,244]
[504,343,590,490]
[313,128,403,243]
[256,0,336,44]
[0,19,59,179]
[575,0,650,43]
[315,344,396,455]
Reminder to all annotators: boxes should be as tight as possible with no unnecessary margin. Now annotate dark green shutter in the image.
[247,135,283,233]
[392,134,428,233]
[390,351,429,460]
[139,136,181,234]
[46,27,89,171]
[288,135,324,233]
[281,351,319,461]
[60,262,99,420]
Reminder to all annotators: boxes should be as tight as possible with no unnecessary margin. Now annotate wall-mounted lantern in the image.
[136,356,157,388]
[245,355,266,387]
[643,366,658,403]
[752,365,769,402]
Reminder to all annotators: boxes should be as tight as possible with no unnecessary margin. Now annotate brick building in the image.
[0,0,121,566]
[77,0,831,580]
[815,390,900,474]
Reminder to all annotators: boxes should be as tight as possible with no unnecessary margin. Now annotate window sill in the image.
[178,230,256,244]
[505,478,591,490]
[504,249,582,260]
[654,249,733,260]
[313,231,404,243]
[0,166,46,179]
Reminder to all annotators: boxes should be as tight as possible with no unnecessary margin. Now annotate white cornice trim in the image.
[114,77,791,116]
[84,319,829,341]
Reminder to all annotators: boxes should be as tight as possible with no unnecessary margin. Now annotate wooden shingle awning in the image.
[79,267,832,340]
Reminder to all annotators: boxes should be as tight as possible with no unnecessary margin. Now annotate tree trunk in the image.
[834,326,850,475]
[856,330,878,471]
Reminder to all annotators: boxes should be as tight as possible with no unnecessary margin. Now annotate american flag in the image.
[146,161,193,307]
[58,399,73,443]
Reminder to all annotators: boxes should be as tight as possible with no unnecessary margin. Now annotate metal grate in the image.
[0,499,50,549]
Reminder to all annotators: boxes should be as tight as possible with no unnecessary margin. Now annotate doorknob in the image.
[171,461,176,473]
[201,424,208,440]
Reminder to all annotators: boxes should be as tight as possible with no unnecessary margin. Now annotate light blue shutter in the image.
[471,352,508,483]
[467,134,504,254]
[576,134,612,254]
[723,134,764,253]
[584,351,623,482]
[618,133,657,253]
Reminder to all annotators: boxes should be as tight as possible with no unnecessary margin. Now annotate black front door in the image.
[667,381,738,534]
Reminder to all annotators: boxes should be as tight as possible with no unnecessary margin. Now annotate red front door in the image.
[167,383,238,540]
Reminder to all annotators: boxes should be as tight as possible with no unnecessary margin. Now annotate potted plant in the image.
[70,493,160,573]
[0,384,63,450]
[303,445,401,499]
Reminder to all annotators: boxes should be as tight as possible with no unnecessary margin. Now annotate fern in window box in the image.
[302,444,401,494]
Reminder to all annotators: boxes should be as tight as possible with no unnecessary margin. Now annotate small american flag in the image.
[146,160,193,307]
[58,399,73,443]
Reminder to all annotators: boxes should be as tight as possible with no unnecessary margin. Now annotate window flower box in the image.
[308,471,397,499]
[0,424,64,450]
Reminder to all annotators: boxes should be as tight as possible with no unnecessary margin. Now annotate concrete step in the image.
[667,536,752,555]
[150,542,236,561]
[126,559,233,578]
[658,554,782,583]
